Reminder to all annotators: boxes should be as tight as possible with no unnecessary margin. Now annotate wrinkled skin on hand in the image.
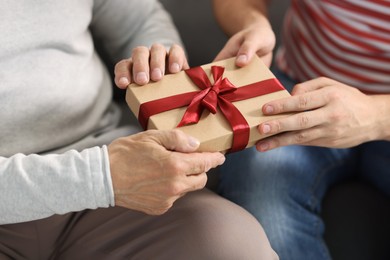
[108,129,225,215]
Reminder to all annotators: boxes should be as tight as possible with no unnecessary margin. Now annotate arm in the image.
[212,0,275,67]
[0,147,113,224]
[1,130,225,224]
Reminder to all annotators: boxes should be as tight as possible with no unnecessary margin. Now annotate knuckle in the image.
[294,131,308,143]
[294,83,305,92]
[166,130,184,149]
[166,182,182,196]
[298,95,309,109]
[132,46,148,53]
[281,101,290,113]
[274,121,283,132]
[170,129,182,141]
[326,89,344,102]
[298,113,310,128]
[151,43,165,51]
[328,112,343,123]
[202,158,212,172]
[170,43,181,50]
[193,157,212,174]
[168,44,183,56]
[166,158,182,174]
[114,59,129,71]
[114,59,125,68]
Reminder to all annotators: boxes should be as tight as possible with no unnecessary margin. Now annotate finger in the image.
[150,43,167,82]
[178,151,225,176]
[258,110,325,136]
[291,77,335,95]
[214,38,240,62]
[262,90,327,115]
[114,59,132,89]
[167,44,188,73]
[182,172,208,192]
[235,39,259,67]
[156,129,201,152]
[259,52,273,68]
[132,46,150,85]
[256,127,324,152]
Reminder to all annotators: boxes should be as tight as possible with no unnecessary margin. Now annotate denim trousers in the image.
[218,69,390,260]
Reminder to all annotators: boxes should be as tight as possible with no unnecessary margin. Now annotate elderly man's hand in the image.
[114,44,189,88]
[108,129,225,215]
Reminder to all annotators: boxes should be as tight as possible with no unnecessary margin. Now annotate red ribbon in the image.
[138,65,285,152]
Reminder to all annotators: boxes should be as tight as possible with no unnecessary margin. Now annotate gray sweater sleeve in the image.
[0,146,114,224]
[90,0,183,63]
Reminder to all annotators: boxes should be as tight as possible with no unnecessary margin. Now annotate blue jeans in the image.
[218,69,390,260]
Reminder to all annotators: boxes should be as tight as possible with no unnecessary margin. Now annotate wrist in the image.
[372,95,390,141]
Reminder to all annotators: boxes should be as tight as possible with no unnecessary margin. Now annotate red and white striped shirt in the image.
[276,0,390,93]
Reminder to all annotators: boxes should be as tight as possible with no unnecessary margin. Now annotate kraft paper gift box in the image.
[126,56,291,153]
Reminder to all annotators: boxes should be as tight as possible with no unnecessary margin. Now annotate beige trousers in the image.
[0,189,277,260]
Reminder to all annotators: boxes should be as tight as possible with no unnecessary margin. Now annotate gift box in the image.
[126,56,291,153]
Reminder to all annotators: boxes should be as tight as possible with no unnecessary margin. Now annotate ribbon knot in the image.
[175,65,251,152]
[177,66,238,126]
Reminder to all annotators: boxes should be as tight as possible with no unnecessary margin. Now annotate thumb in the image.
[158,129,200,153]
[214,46,238,62]
[213,37,240,62]
[235,41,257,67]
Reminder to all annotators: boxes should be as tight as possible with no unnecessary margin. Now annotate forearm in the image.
[0,146,114,224]
[212,0,271,36]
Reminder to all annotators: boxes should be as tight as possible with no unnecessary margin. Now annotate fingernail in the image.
[258,142,269,151]
[136,72,148,84]
[151,68,162,80]
[262,124,271,134]
[237,55,248,64]
[118,77,129,86]
[188,136,200,148]
[219,154,226,165]
[264,105,274,114]
[170,63,180,73]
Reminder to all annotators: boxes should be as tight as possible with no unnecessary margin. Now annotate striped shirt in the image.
[275,0,390,93]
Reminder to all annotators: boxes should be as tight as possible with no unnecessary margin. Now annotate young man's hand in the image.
[255,77,390,151]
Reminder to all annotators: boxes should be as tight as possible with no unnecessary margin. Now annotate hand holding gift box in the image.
[126,56,291,153]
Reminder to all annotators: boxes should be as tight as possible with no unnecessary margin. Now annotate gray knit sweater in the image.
[0,0,182,224]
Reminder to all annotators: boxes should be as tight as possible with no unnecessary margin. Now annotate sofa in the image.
[115,0,390,259]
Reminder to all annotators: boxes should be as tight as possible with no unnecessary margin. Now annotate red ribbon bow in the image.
[177,66,250,152]
[138,65,285,153]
